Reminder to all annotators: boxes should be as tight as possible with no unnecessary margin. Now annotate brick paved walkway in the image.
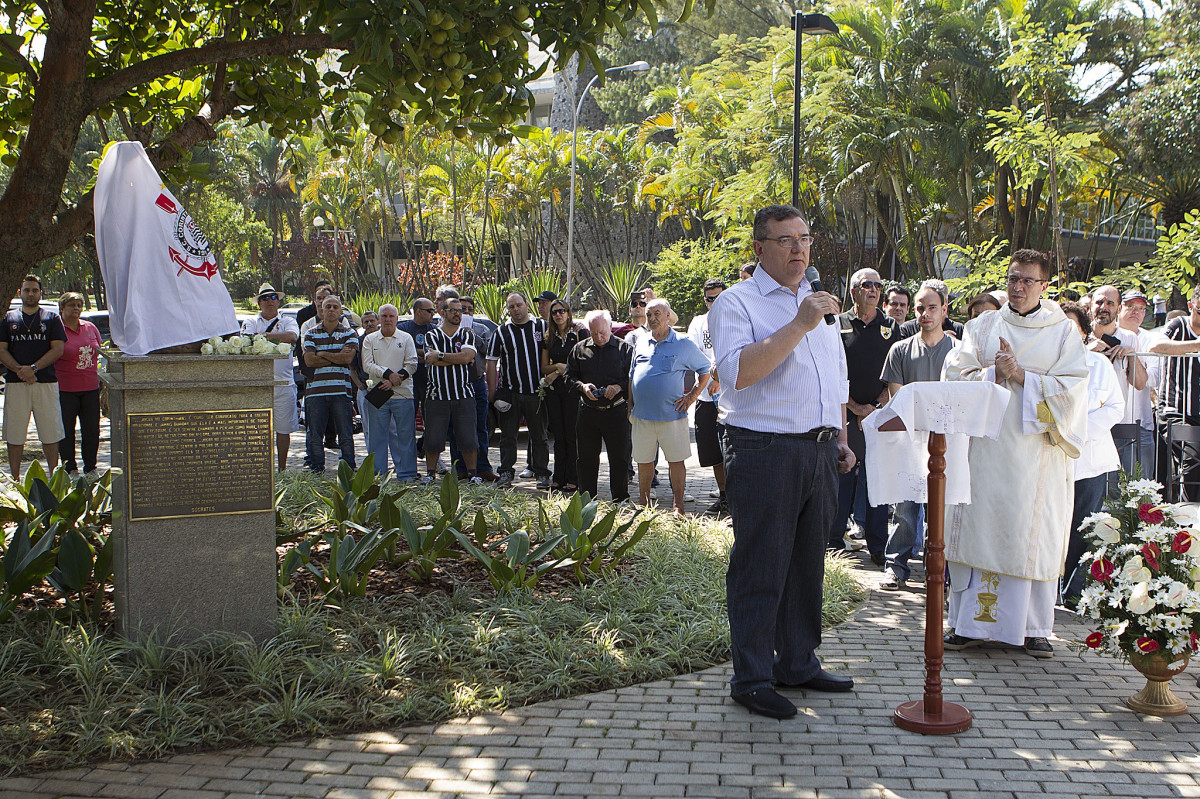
[3,553,1198,799]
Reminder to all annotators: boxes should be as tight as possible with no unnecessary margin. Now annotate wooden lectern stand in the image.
[877,417,972,735]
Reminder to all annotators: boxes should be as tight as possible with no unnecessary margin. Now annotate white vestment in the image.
[942,301,1089,644]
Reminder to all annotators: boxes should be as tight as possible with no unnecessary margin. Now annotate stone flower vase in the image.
[1126,650,1190,717]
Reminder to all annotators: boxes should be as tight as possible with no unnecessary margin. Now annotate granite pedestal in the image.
[102,352,283,641]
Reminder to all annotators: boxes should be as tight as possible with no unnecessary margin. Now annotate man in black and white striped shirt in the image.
[486,292,551,488]
[423,298,481,484]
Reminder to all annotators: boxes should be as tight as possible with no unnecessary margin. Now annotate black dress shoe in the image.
[870,551,886,567]
[779,668,854,692]
[730,688,797,719]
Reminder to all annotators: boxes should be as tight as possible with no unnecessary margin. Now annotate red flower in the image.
[1173,531,1194,554]
[1138,503,1165,524]
[1090,558,1115,582]
[1191,633,1199,653]
[1141,542,1161,571]
[1085,632,1105,648]
[1136,637,1160,654]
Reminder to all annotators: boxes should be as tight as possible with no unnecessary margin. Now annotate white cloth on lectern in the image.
[94,141,238,356]
[863,381,1010,505]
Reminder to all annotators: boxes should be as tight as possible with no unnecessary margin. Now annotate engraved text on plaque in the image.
[127,409,273,519]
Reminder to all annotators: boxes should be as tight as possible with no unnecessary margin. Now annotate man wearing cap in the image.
[1089,286,1152,481]
[242,282,300,471]
[535,291,557,323]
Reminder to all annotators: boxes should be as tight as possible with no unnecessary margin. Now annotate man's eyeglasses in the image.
[857,281,884,290]
[551,308,570,315]
[758,234,814,250]
[259,294,278,302]
[1006,275,1047,288]
[1123,303,1147,313]
[415,306,435,313]
[703,295,720,304]
[630,301,647,307]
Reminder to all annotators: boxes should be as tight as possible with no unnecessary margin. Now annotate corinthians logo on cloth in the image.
[155,192,218,280]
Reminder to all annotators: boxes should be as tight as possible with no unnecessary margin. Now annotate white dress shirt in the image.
[709,268,849,434]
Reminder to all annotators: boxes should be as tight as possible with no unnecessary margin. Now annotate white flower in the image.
[1128,582,1156,614]
[276,343,292,355]
[1086,514,1122,543]
[1126,478,1165,502]
[1166,505,1197,526]
[200,343,214,355]
[208,335,222,348]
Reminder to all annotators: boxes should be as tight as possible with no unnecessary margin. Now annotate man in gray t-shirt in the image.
[877,281,959,589]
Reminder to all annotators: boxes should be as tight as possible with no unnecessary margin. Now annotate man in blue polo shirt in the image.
[629,298,711,513]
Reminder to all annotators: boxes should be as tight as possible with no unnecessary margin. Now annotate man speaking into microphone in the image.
[710,204,857,719]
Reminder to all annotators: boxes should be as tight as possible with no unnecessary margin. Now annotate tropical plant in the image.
[453,526,567,593]
[514,265,565,307]
[646,236,743,322]
[319,456,390,530]
[597,260,649,315]
[348,291,414,321]
[940,237,1012,310]
[294,523,399,600]
[545,493,651,581]
[393,474,464,581]
[472,284,508,324]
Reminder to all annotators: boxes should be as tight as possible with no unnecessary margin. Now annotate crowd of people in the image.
[714,202,1198,720]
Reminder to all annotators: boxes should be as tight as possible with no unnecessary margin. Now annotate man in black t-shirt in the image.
[0,274,67,478]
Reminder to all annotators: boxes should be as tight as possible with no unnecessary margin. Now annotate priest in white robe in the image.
[941,249,1089,658]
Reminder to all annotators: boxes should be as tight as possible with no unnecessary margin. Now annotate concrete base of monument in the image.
[102,351,287,642]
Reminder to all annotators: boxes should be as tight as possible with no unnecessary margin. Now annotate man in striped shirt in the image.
[1152,285,1200,497]
[423,298,481,483]
[302,295,358,473]
[487,292,551,488]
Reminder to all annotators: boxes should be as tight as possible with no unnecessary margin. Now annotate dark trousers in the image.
[725,426,838,694]
[576,405,630,502]
[305,393,356,472]
[497,392,549,476]
[450,377,493,474]
[1063,472,1110,600]
[59,388,101,473]
[545,385,579,485]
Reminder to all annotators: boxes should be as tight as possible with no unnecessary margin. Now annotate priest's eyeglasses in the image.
[1005,275,1047,288]
[760,234,814,250]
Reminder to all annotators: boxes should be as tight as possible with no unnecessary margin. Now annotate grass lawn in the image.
[0,474,866,776]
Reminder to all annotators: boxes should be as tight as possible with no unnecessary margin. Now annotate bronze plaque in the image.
[127,409,274,520]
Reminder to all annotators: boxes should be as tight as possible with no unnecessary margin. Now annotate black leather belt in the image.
[798,427,839,443]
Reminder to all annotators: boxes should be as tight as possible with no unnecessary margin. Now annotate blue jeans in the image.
[1115,425,1155,486]
[724,426,838,694]
[366,396,417,480]
[450,377,493,474]
[1063,473,1110,601]
[305,393,356,473]
[885,501,923,581]
[829,463,888,555]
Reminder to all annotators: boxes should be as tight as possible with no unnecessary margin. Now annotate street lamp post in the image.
[566,60,651,300]
[791,12,839,209]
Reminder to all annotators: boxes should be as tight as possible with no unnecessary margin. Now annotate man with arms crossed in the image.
[711,204,855,719]
[241,282,300,472]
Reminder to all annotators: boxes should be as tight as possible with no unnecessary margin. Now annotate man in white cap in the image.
[242,282,300,471]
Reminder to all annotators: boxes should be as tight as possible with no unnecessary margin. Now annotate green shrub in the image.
[646,236,742,323]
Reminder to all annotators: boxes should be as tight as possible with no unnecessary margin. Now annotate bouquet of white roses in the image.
[200,334,292,357]
[1077,477,1200,659]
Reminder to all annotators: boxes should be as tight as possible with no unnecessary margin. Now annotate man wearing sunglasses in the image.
[830,268,897,566]
[242,282,299,471]
[942,249,1089,660]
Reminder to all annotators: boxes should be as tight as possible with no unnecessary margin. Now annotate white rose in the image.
[276,343,292,355]
[208,336,222,348]
[200,343,214,355]
[1128,582,1156,614]
[228,335,244,349]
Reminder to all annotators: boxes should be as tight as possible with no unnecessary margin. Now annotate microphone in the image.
[804,266,836,325]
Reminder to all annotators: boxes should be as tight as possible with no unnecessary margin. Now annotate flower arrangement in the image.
[1077,477,1200,659]
[200,334,292,357]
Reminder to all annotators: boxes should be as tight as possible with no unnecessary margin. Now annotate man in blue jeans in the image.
[302,295,358,473]
[877,280,958,589]
[710,204,856,720]
[361,304,420,480]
